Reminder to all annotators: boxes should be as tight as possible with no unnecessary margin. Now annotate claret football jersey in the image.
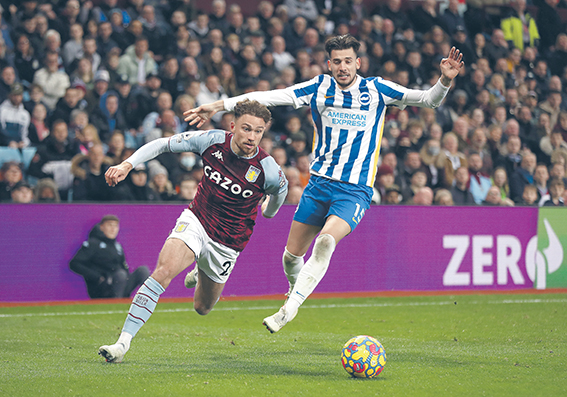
[168,130,286,251]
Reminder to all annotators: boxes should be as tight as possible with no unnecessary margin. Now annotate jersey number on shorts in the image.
[352,203,365,225]
[219,261,234,276]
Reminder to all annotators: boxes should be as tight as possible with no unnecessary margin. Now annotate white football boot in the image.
[184,267,198,289]
[263,304,298,333]
[98,343,127,363]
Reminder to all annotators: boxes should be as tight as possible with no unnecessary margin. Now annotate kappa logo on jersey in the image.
[245,165,261,183]
[175,222,189,233]
[204,165,254,197]
[212,150,224,161]
[359,92,372,106]
[278,169,286,188]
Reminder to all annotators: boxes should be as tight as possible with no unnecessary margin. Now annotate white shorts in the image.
[167,209,240,284]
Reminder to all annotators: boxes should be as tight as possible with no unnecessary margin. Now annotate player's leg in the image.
[99,239,195,363]
[282,220,321,295]
[193,268,225,315]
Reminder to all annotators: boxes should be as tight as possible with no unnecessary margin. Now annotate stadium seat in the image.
[0,147,23,168]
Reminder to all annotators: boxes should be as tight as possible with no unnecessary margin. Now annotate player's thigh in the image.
[152,238,196,288]
[193,267,225,313]
[286,220,321,257]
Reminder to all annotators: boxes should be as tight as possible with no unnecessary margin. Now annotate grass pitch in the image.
[1,293,566,397]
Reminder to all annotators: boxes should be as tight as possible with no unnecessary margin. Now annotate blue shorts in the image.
[293,175,373,232]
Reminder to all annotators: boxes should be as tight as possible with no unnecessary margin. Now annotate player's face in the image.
[230,114,266,157]
[328,48,360,90]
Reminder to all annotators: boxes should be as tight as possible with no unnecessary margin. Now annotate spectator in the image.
[402,169,428,203]
[410,0,447,35]
[285,0,318,23]
[69,214,151,299]
[147,160,177,201]
[485,29,509,70]
[468,152,492,204]
[500,0,539,52]
[539,177,565,206]
[62,23,83,69]
[70,142,115,201]
[483,185,515,206]
[120,163,161,201]
[34,177,61,203]
[519,184,539,206]
[117,36,156,86]
[85,70,110,114]
[177,175,198,202]
[442,0,466,36]
[411,186,434,205]
[533,163,550,199]
[419,139,445,189]
[14,33,41,86]
[33,51,71,110]
[441,132,468,188]
[383,184,402,205]
[10,180,34,203]
[49,86,81,127]
[196,75,228,124]
[0,83,30,148]
[494,135,523,179]
[509,151,536,202]
[450,166,475,205]
[28,119,79,200]
[0,161,23,201]
[434,188,454,205]
[90,91,128,143]
[97,21,119,61]
[491,166,511,202]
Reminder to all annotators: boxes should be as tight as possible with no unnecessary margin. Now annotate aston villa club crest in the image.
[245,165,261,183]
[175,222,189,233]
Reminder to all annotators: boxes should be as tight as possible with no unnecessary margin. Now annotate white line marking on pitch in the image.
[1,298,565,318]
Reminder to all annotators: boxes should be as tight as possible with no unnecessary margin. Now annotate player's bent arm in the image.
[260,156,289,218]
[403,78,451,109]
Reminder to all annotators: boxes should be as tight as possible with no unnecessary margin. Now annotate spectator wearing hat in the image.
[119,163,161,202]
[133,70,162,124]
[114,73,140,131]
[0,161,23,201]
[375,164,396,202]
[117,36,157,87]
[69,214,151,299]
[85,69,110,114]
[34,177,61,203]
[90,91,128,143]
[32,51,71,110]
[10,180,34,203]
[147,160,177,201]
[0,82,31,147]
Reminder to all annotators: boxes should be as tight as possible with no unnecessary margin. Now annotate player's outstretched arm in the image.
[439,47,464,87]
[183,99,225,128]
[105,161,133,187]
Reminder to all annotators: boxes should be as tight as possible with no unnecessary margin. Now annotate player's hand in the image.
[440,47,464,85]
[105,162,133,187]
[183,100,225,128]
[261,195,271,218]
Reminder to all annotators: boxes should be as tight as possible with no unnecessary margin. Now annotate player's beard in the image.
[335,72,356,90]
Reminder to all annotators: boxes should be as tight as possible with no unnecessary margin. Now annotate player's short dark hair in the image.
[324,34,361,57]
[101,214,120,224]
[233,99,271,124]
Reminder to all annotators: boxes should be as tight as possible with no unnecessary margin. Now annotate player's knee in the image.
[193,301,213,316]
[313,234,336,262]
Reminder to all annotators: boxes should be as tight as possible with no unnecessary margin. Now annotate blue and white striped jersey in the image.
[224,74,449,188]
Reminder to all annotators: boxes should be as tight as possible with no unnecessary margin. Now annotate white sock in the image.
[287,234,336,312]
[282,247,305,287]
[117,332,132,352]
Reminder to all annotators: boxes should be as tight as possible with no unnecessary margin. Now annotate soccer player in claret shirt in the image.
[185,34,464,333]
[98,100,288,363]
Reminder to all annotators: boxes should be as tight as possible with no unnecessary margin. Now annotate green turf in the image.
[1,293,566,397]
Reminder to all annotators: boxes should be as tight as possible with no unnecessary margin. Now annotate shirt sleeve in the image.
[223,76,321,111]
[374,77,450,110]
[125,130,226,167]
[260,156,288,218]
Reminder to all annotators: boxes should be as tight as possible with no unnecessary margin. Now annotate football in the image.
[341,335,386,378]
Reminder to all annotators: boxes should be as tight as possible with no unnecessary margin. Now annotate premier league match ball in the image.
[341,335,386,378]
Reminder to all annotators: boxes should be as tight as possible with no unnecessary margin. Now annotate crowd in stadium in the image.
[0,0,566,207]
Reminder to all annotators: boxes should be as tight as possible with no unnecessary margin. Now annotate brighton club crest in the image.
[245,165,261,183]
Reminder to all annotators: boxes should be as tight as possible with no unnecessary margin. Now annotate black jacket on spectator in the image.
[450,186,476,205]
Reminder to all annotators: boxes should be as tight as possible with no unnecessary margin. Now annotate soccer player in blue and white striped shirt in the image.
[185,34,464,333]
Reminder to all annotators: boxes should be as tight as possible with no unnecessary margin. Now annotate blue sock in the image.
[122,277,165,337]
